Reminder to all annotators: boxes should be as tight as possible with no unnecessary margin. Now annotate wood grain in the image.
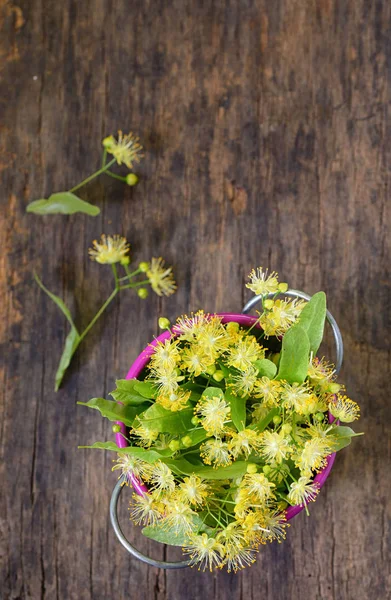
[1,1,390,598]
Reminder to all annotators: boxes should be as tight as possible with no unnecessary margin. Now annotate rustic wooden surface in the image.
[1,1,390,598]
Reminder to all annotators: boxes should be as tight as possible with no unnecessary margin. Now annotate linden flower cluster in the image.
[85,267,362,572]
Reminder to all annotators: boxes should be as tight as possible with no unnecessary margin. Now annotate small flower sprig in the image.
[26,131,143,216]
[80,266,363,573]
[36,234,176,391]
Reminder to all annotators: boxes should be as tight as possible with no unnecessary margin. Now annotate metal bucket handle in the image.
[109,289,344,569]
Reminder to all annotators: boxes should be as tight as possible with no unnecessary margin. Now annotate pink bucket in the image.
[114,313,336,521]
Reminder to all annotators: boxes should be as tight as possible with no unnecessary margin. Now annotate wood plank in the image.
[0,0,389,598]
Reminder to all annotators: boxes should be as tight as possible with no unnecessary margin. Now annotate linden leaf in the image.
[34,273,81,390]
[276,325,310,384]
[77,398,149,426]
[297,292,327,355]
[78,442,174,461]
[138,404,194,433]
[225,388,246,431]
[110,379,150,405]
[26,192,100,216]
[254,358,277,379]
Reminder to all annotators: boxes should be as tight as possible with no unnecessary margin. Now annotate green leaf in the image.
[276,325,310,384]
[26,192,100,216]
[134,381,159,399]
[139,404,194,433]
[225,388,246,431]
[142,515,205,547]
[78,441,173,461]
[55,328,80,391]
[182,429,208,447]
[78,398,149,426]
[34,274,81,391]
[34,273,78,329]
[250,407,279,432]
[110,379,150,405]
[328,426,364,451]
[163,458,248,479]
[297,292,327,355]
[254,359,277,379]
[201,387,224,401]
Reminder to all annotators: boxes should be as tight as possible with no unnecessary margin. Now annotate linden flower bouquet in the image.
[80,268,362,572]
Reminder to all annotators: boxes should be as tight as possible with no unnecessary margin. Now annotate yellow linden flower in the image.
[103,130,143,168]
[148,367,182,397]
[228,429,262,458]
[227,337,264,371]
[175,310,209,341]
[246,267,280,296]
[182,533,225,571]
[296,437,333,476]
[308,357,335,381]
[112,453,151,483]
[150,339,180,371]
[329,394,360,423]
[200,439,232,467]
[280,382,314,414]
[146,257,177,297]
[253,377,282,407]
[239,473,276,503]
[177,475,208,506]
[89,234,130,264]
[129,491,164,526]
[196,317,231,360]
[131,424,159,447]
[287,476,319,506]
[216,522,246,551]
[181,345,214,377]
[261,508,289,542]
[196,396,231,436]
[161,500,196,535]
[259,431,291,464]
[230,366,259,397]
[239,511,270,545]
[259,298,306,337]
[156,388,191,411]
[222,544,257,573]
[149,462,176,496]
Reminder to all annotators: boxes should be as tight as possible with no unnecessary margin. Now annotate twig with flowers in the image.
[80,267,362,572]
[26,131,143,216]
[35,234,176,391]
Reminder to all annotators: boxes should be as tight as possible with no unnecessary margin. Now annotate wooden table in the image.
[1,1,390,598]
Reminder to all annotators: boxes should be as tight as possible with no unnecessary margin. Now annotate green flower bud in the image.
[328,383,341,394]
[205,364,216,375]
[271,353,280,366]
[102,135,114,148]
[169,440,180,452]
[278,282,289,293]
[246,463,258,474]
[212,370,224,382]
[120,256,130,266]
[263,465,272,475]
[126,173,139,186]
[181,435,192,448]
[139,261,150,273]
[112,424,121,433]
[263,299,274,310]
[281,424,292,435]
[137,288,148,299]
[158,317,171,330]
[273,415,282,426]
[315,412,325,421]
[191,416,200,426]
